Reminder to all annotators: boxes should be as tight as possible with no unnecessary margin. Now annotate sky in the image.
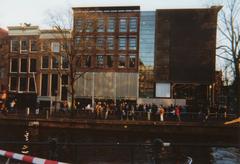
[0,0,213,29]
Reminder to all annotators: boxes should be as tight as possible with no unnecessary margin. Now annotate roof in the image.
[72,6,140,12]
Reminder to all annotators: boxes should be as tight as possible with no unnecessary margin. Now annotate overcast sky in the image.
[0,0,215,29]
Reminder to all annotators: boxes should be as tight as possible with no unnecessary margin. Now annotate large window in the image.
[129,55,136,68]
[51,74,58,96]
[108,17,115,32]
[11,40,19,52]
[62,75,68,85]
[10,76,18,91]
[129,37,137,50]
[75,37,81,47]
[20,58,28,73]
[97,19,105,32]
[19,77,27,91]
[51,42,60,53]
[41,74,48,96]
[107,55,114,68]
[30,59,37,72]
[129,17,138,32]
[42,56,49,69]
[118,55,126,68]
[11,58,18,73]
[96,37,105,49]
[107,37,114,50]
[96,55,104,68]
[119,18,127,32]
[21,40,29,52]
[30,40,38,52]
[155,83,171,98]
[119,37,127,50]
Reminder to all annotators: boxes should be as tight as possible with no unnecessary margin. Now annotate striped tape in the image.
[0,149,68,164]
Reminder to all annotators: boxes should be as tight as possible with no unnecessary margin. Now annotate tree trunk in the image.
[235,61,240,116]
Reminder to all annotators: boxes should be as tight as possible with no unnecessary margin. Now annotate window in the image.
[21,40,29,52]
[130,17,137,32]
[96,37,105,49]
[20,58,28,73]
[51,74,58,96]
[119,18,127,32]
[96,55,104,67]
[83,56,91,68]
[29,77,35,92]
[41,74,48,96]
[62,75,68,85]
[129,37,137,50]
[41,42,49,51]
[108,17,115,32]
[118,55,126,68]
[62,55,69,69]
[51,42,60,53]
[19,77,27,91]
[52,56,59,68]
[61,86,68,100]
[119,37,127,50]
[11,40,19,52]
[107,37,114,50]
[75,37,81,46]
[75,19,83,32]
[30,58,37,72]
[129,55,136,68]
[97,19,105,32]
[10,76,18,91]
[107,55,114,68]
[42,56,49,68]
[155,83,171,98]
[30,40,38,51]
[86,20,94,32]
[11,58,18,73]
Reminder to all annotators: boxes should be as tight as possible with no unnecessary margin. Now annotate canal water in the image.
[0,125,239,164]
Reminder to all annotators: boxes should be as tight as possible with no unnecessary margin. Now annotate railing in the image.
[2,109,237,123]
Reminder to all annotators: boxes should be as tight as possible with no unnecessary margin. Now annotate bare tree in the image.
[215,0,240,113]
[46,9,100,111]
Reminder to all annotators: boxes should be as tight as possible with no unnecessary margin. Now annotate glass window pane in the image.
[107,55,114,68]
[86,20,93,32]
[42,56,49,68]
[62,75,68,85]
[75,19,83,32]
[96,55,104,67]
[20,77,27,91]
[30,40,38,51]
[30,58,37,72]
[119,37,126,50]
[96,37,105,49]
[62,55,69,69]
[41,74,48,96]
[107,37,114,50]
[51,42,60,52]
[10,76,18,91]
[108,17,115,32]
[130,17,137,32]
[118,55,126,68]
[83,56,91,68]
[97,19,105,32]
[51,74,58,96]
[29,77,35,92]
[20,58,28,72]
[129,55,136,68]
[52,55,59,68]
[11,40,19,52]
[129,37,137,50]
[11,58,18,72]
[119,18,127,32]
[21,40,29,51]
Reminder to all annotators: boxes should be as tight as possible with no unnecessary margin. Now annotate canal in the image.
[0,125,239,164]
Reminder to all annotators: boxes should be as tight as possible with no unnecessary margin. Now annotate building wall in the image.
[154,7,220,84]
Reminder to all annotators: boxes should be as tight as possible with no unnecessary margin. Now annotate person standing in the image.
[159,105,165,122]
[175,105,181,121]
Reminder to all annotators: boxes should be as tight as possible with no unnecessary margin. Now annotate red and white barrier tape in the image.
[0,149,68,164]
